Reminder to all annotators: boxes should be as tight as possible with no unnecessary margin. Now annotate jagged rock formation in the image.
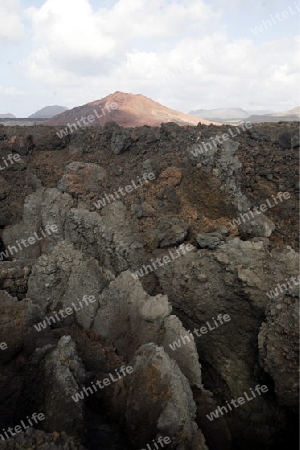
[0,428,87,449]
[0,261,32,299]
[0,121,298,449]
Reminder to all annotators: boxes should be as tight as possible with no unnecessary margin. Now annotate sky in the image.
[0,0,299,117]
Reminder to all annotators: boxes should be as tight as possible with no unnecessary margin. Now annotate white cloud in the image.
[6,0,300,114]
[0,85,26,95]
[213,0,287,12]
[0,0,25,42]
[21,0,220,77]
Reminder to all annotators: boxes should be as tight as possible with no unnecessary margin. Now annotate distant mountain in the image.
[247,106,300,123]
[188,106,299,123]
[45,92,218,128]
[188,108,249,120]
[0,113,16,118]
[272,106,300,117]
[29,106,68,119]
[246,109,276,115]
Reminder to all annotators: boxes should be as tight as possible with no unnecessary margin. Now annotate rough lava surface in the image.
[0,120,298,450]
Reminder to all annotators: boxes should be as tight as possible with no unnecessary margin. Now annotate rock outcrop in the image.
[0,121,298,450]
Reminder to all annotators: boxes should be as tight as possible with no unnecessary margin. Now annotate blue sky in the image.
[0,0,299,116]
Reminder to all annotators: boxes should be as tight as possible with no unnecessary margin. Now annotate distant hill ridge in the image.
[45,92,218,128]
[0,113,16,119]
[247,107,300,123]
[29,105,68,119]
[189,106,299,123]
[189,108,250,120]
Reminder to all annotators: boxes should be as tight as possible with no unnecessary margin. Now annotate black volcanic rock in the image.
[0,121,298,450]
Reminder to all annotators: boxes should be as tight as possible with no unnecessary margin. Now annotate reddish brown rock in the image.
[45,92,218,128]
